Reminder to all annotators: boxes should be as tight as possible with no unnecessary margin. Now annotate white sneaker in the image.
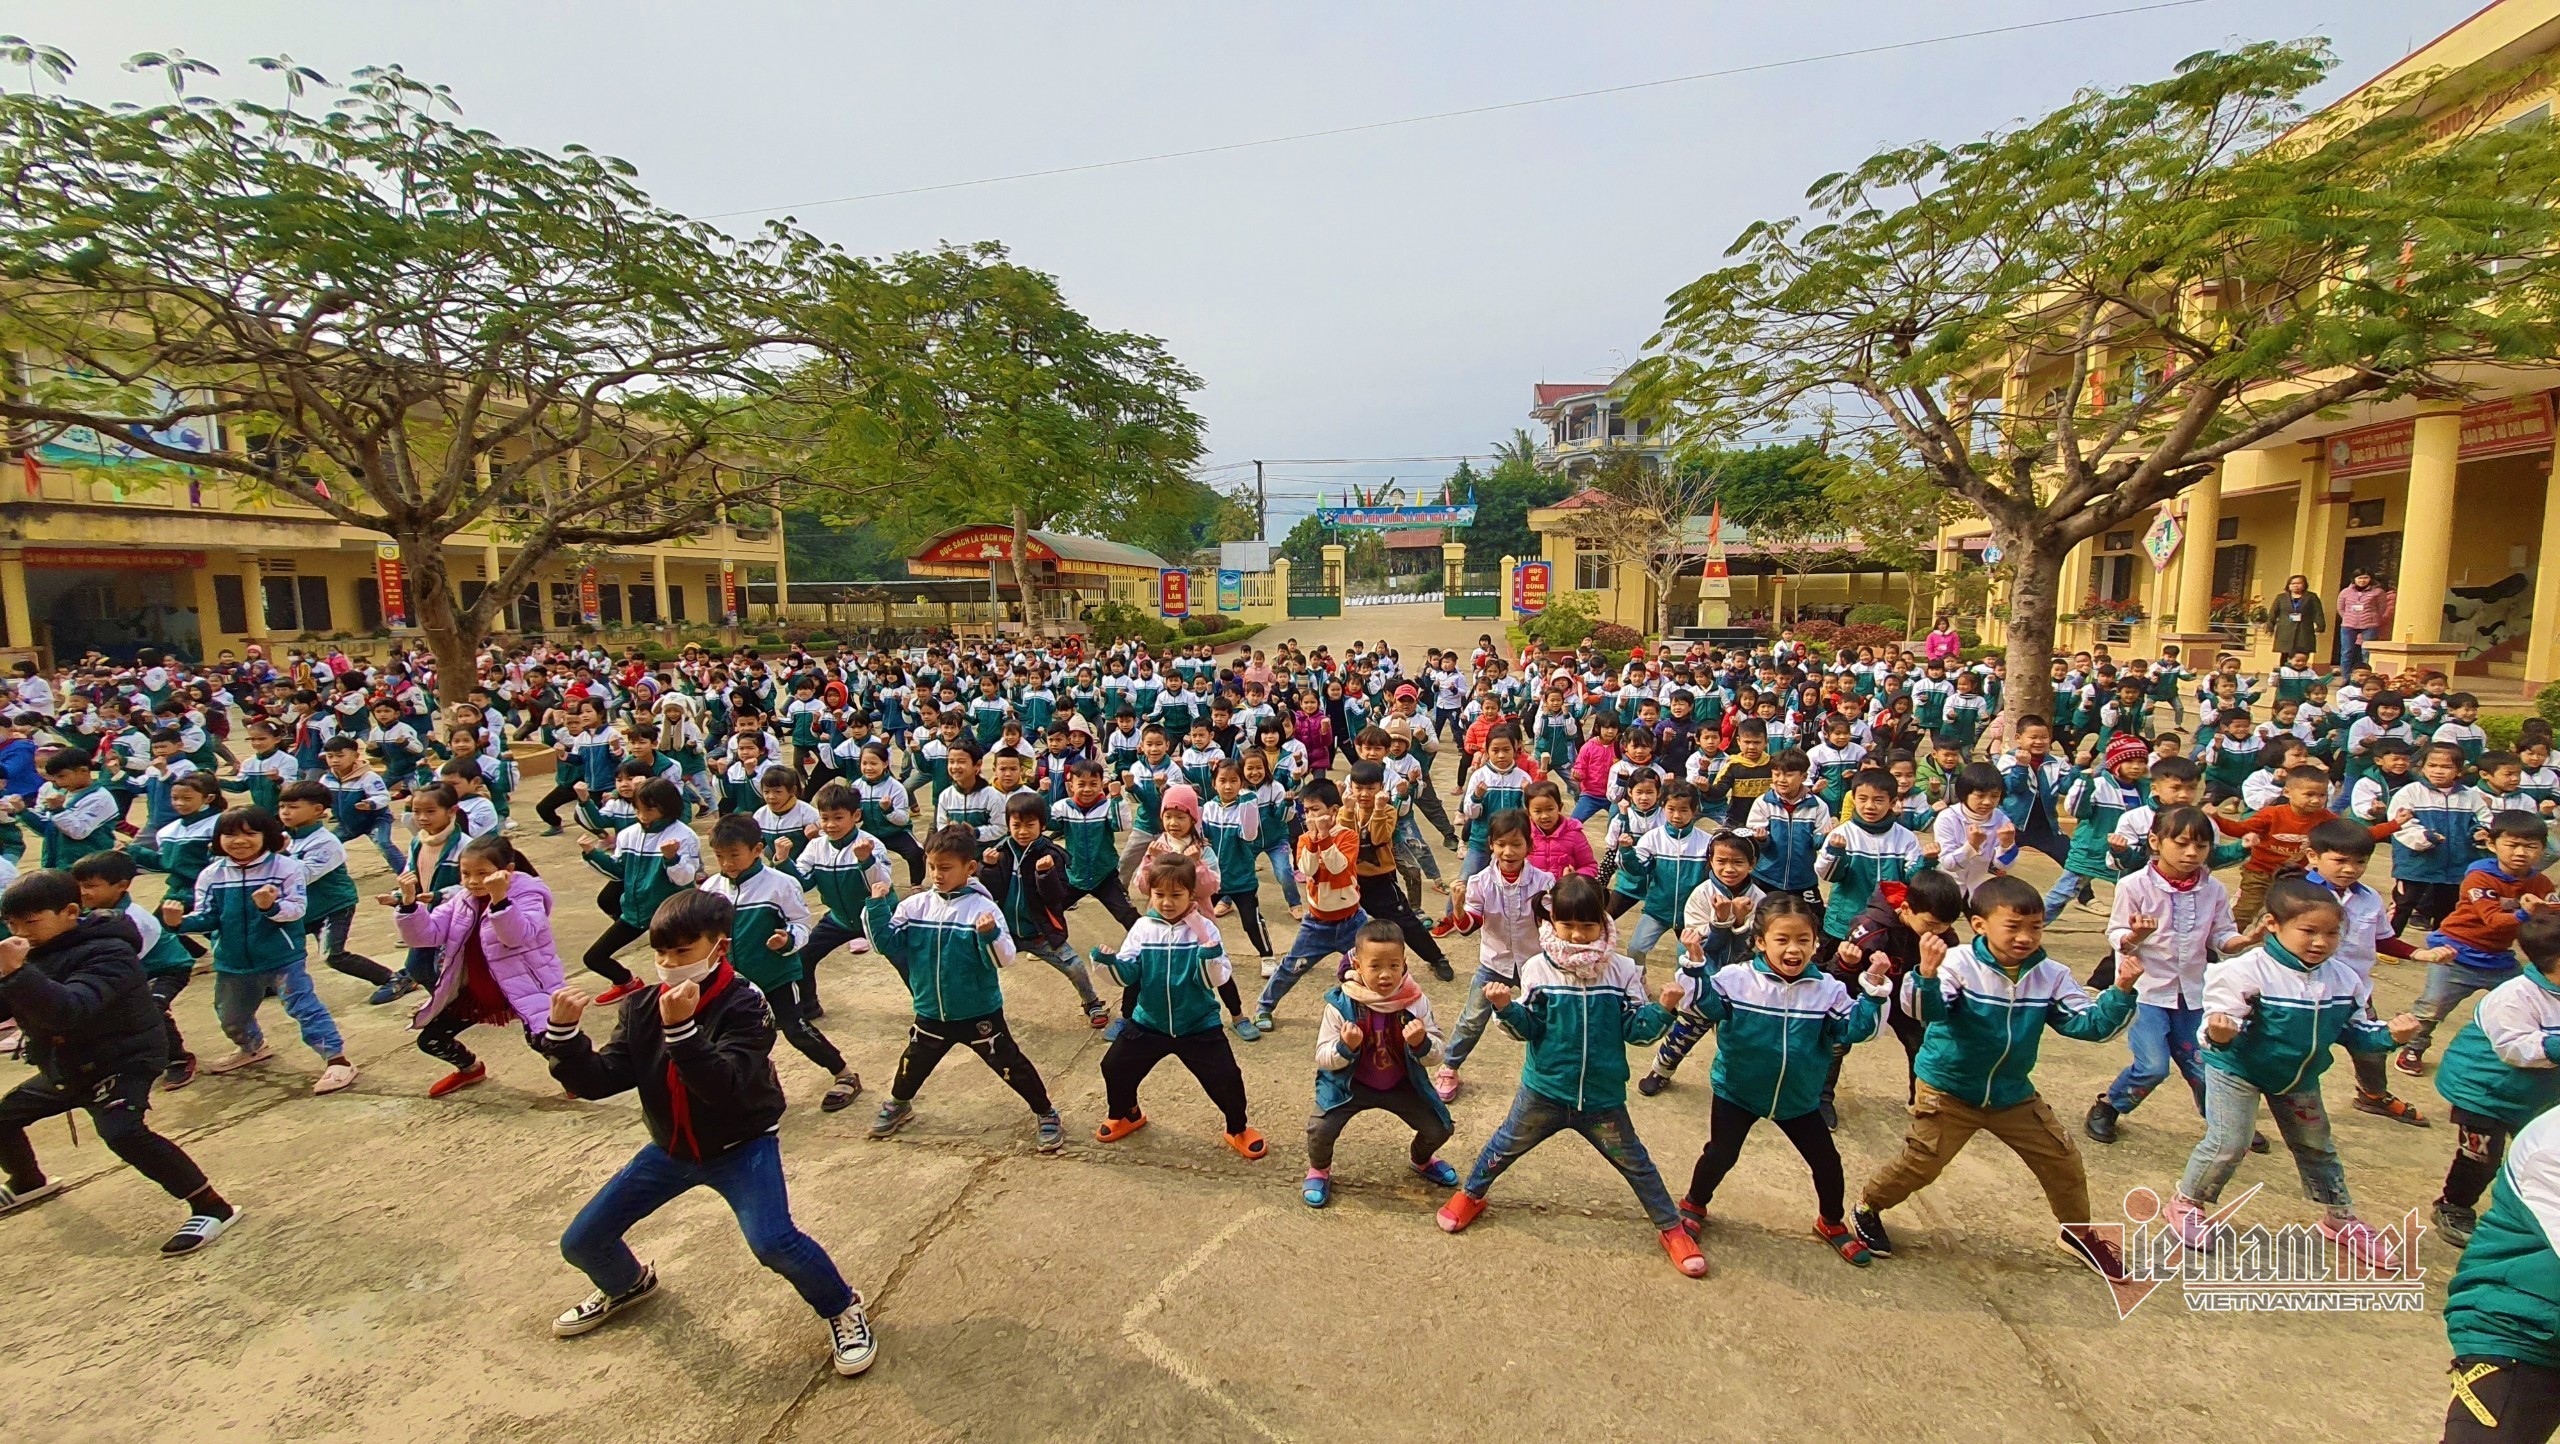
[312,1060,359,1095]
[827,1292,879,1376]
[1260,959,1278,979]
[0,1178,63,1214]
[554,1264,658,1337]
[204,1046,274,1075]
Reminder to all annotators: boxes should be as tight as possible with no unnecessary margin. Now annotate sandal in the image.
[1094,1115,1148,1143]
[1224,1127,1269,1160]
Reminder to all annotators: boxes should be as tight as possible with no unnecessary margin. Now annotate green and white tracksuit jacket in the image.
[1813,817,1925,940]
[1905,937,2136,1110]
[1630,821,1716,927]
[582,821,701,929]
[1495,952,1675,1111]
[1096,910,1231,1037]
[2436,969,2560,1130]
[2445,1109,2560,1369]
[865,881,1015,1022]
[798,830,891,930]
[1678,956,1888,1120]
[1048,796,1119,894]
[2199,938,2398,1096]
[704,862,812,993]
[174,853,309,974]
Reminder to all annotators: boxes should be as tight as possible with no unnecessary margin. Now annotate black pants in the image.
[147,970,190,1062]
[0,1069,206,1202]
[2395,880,2464,937]
[1413,778,1457,842]
[879,829,927,885]
[2446,1357,2560,1444]
[582,918,643,987]
[1224,891,1273,957]
[891,1010,1049,1113]
[1608,888,1642,920]
[2443,1106,2517,1213]
[417,1006,490,1071]
[800,915,866,996]
[1355,872,1447,969]
[1073,873,1141,929]
[775,976,847,1076]
[1687,1094,1846,1222]
[1306,1081,1451,1171]
[1101,1022,1248,1132]
[534,782,582,830]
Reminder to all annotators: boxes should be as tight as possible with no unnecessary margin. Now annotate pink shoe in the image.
[2164,1194,2217,1252]
[1433,1066,1461,1103]
[1436,1190,1485,1234]
[846,938,871,955]
[2320,1216,2400,1272]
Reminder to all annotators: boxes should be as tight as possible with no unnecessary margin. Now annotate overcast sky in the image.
[13,0,2488,540]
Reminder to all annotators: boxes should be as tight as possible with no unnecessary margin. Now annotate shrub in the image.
[1087,600,1175,648]
[1523,591,1599,650]
[2485,712,2529,753]
[1589,621,1644,652]
[1846,603,1906,631]
[1177,615,1226,636]
[2536,682,2560,731]
[1839,623,1904,651]
[1790,619,1843,647]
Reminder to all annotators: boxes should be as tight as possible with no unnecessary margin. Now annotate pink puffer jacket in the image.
[1571,738,1618,799]
[396,873,567,1034]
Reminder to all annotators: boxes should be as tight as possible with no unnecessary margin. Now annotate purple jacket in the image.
[396,873,566,1033]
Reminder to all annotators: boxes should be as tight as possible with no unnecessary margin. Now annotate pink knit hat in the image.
[1158,782,1203,824]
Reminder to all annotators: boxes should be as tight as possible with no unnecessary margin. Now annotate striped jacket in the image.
[1679,956,1887,1119]
[2200,939,2397,1096]
[702,862,812,993]
[173,853,308,974]
[582,822,702,929]
[1814,818,1924,939]
[1097,910,1230,1037]
[2437,970,2560,1129]
[866,882,1015,1021]
[1905,937,2134,1109]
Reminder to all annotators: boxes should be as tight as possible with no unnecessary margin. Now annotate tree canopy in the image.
[1631,40,2560,718]
[1454,433,1572,562]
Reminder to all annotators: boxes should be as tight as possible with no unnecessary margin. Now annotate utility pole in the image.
[1254,459,1266,541]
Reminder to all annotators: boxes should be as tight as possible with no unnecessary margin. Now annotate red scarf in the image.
[660,961,738,1160]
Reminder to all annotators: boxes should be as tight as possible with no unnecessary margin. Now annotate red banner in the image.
[578,566,601,626]
[721,560,739,623]
[1159,568,1190,617]
[1512,559,1551,614]
[2326,394,2556,480]
[23,547,202,570]
[374,542,408,628]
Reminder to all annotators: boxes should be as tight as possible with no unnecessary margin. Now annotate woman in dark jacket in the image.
[2264,574,2327,659]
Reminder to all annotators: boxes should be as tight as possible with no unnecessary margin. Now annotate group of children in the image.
[2,629,2555,1403]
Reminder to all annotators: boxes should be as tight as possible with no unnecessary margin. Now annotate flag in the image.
[19,455,36,499]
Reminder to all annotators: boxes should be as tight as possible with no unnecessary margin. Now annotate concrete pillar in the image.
[2157,462,2226,663]
[1440,541,1466,598]
[484,541,507,633]
[239,553,268,641]
[651,552,672,636]
[0,550,31,651]
[2528,444,2560,689]
[1320,544,1347,600]
[2362,404,2467,682]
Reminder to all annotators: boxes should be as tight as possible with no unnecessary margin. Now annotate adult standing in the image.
[2335,569,2393,671]
[1923,614,1963,664]
[2264,575,2327,661]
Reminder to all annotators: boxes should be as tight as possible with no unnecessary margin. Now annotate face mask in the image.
[656,958,714,988]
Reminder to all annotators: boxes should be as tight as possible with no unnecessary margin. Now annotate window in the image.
[2211,543,2257,601]
[667,583,686,623]
[2103,530,2134,552]
[629,583,659,625]
[261,576,300,632]
[549,583,578,630]
[1573,541,1612,591]
[598,584,624,626]
[356,579,382,633]
[2215,516,2239,542]
[211,575,248,636]
[705,582,724,622]
[2348,499,2386,529]
[297,576,332,633]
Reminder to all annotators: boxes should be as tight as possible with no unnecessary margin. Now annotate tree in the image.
[1455,434,1572,562]
[0,48,898,698]
[785,245,1204,633]
[1548,450,1723,638]
[1631,42,2560,721]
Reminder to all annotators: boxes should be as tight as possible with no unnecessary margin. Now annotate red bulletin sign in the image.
[373,542,408,628]
[2326,394,2556,480]
[721,560,739,622]
[22,547,203,570]
[1159,568,1190,617]
[914,526,1062,566]
[578,566,601,625]
[1512,559,1551,614]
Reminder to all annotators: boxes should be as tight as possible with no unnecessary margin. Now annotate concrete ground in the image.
[0,604,2473,1442]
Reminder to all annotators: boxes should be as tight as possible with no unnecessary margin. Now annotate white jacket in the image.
[2106,866,2240,1010]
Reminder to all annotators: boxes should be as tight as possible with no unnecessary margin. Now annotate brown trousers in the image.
[2231,867,2277,933]
[1859,1081,2092,1225]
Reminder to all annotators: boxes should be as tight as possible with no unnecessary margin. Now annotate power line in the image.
[699,0,2217,221]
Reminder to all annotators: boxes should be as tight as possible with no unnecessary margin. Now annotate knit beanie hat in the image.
[2104,733,2149,772]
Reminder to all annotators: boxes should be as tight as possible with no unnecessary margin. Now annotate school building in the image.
[0,416,788,667]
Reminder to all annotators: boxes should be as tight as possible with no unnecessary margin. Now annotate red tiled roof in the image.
[1544,486,1620,511]
[1534,381,1609,407]
[1381,528,1444,548]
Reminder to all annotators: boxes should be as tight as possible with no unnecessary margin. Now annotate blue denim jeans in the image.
[2409,957,2517,1058]
[1261,837,1303,908]
[2176,1068,2350,1211]
[1461,1087,1680,1230]
[1442,965,1511,1070]
[1257,910,1366,1015]
[1392,815,1441,882]
[561,1134,853,1317]
[1627,911,1674,966]
[2040,868,2097,924]
[1570,793,1607,824]
[212,960,344,1058]
[352,810,402,873]
[2102,1002,2208,1115]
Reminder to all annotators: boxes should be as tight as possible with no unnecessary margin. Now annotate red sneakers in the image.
[594,980,645,1006]
[427,1062,487,1098]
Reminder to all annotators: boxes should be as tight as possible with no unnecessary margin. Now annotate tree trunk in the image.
[404,535,486,705]
[2000,529,2065,727]
[1010,504,1042,638]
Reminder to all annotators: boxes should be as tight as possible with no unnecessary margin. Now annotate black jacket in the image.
[981,835,1074,947]
[532,963,787,1162]
[0,912,167,1084]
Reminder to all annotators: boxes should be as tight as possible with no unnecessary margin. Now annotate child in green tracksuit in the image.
[862,824,1062,1151]
[577,779,701,997]
[1853,874,2140,1277]
[2044,734,2149,925]
[702,813,860,1112]
[2428,910,2560,1249]
[1437,874,1703,1280]
[1671,894,1895,1267]
[1813,769,1926,950]
[1088,849,1263,1158]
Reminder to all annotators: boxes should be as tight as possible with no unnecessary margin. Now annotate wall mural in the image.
[2445,570,2532,661]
